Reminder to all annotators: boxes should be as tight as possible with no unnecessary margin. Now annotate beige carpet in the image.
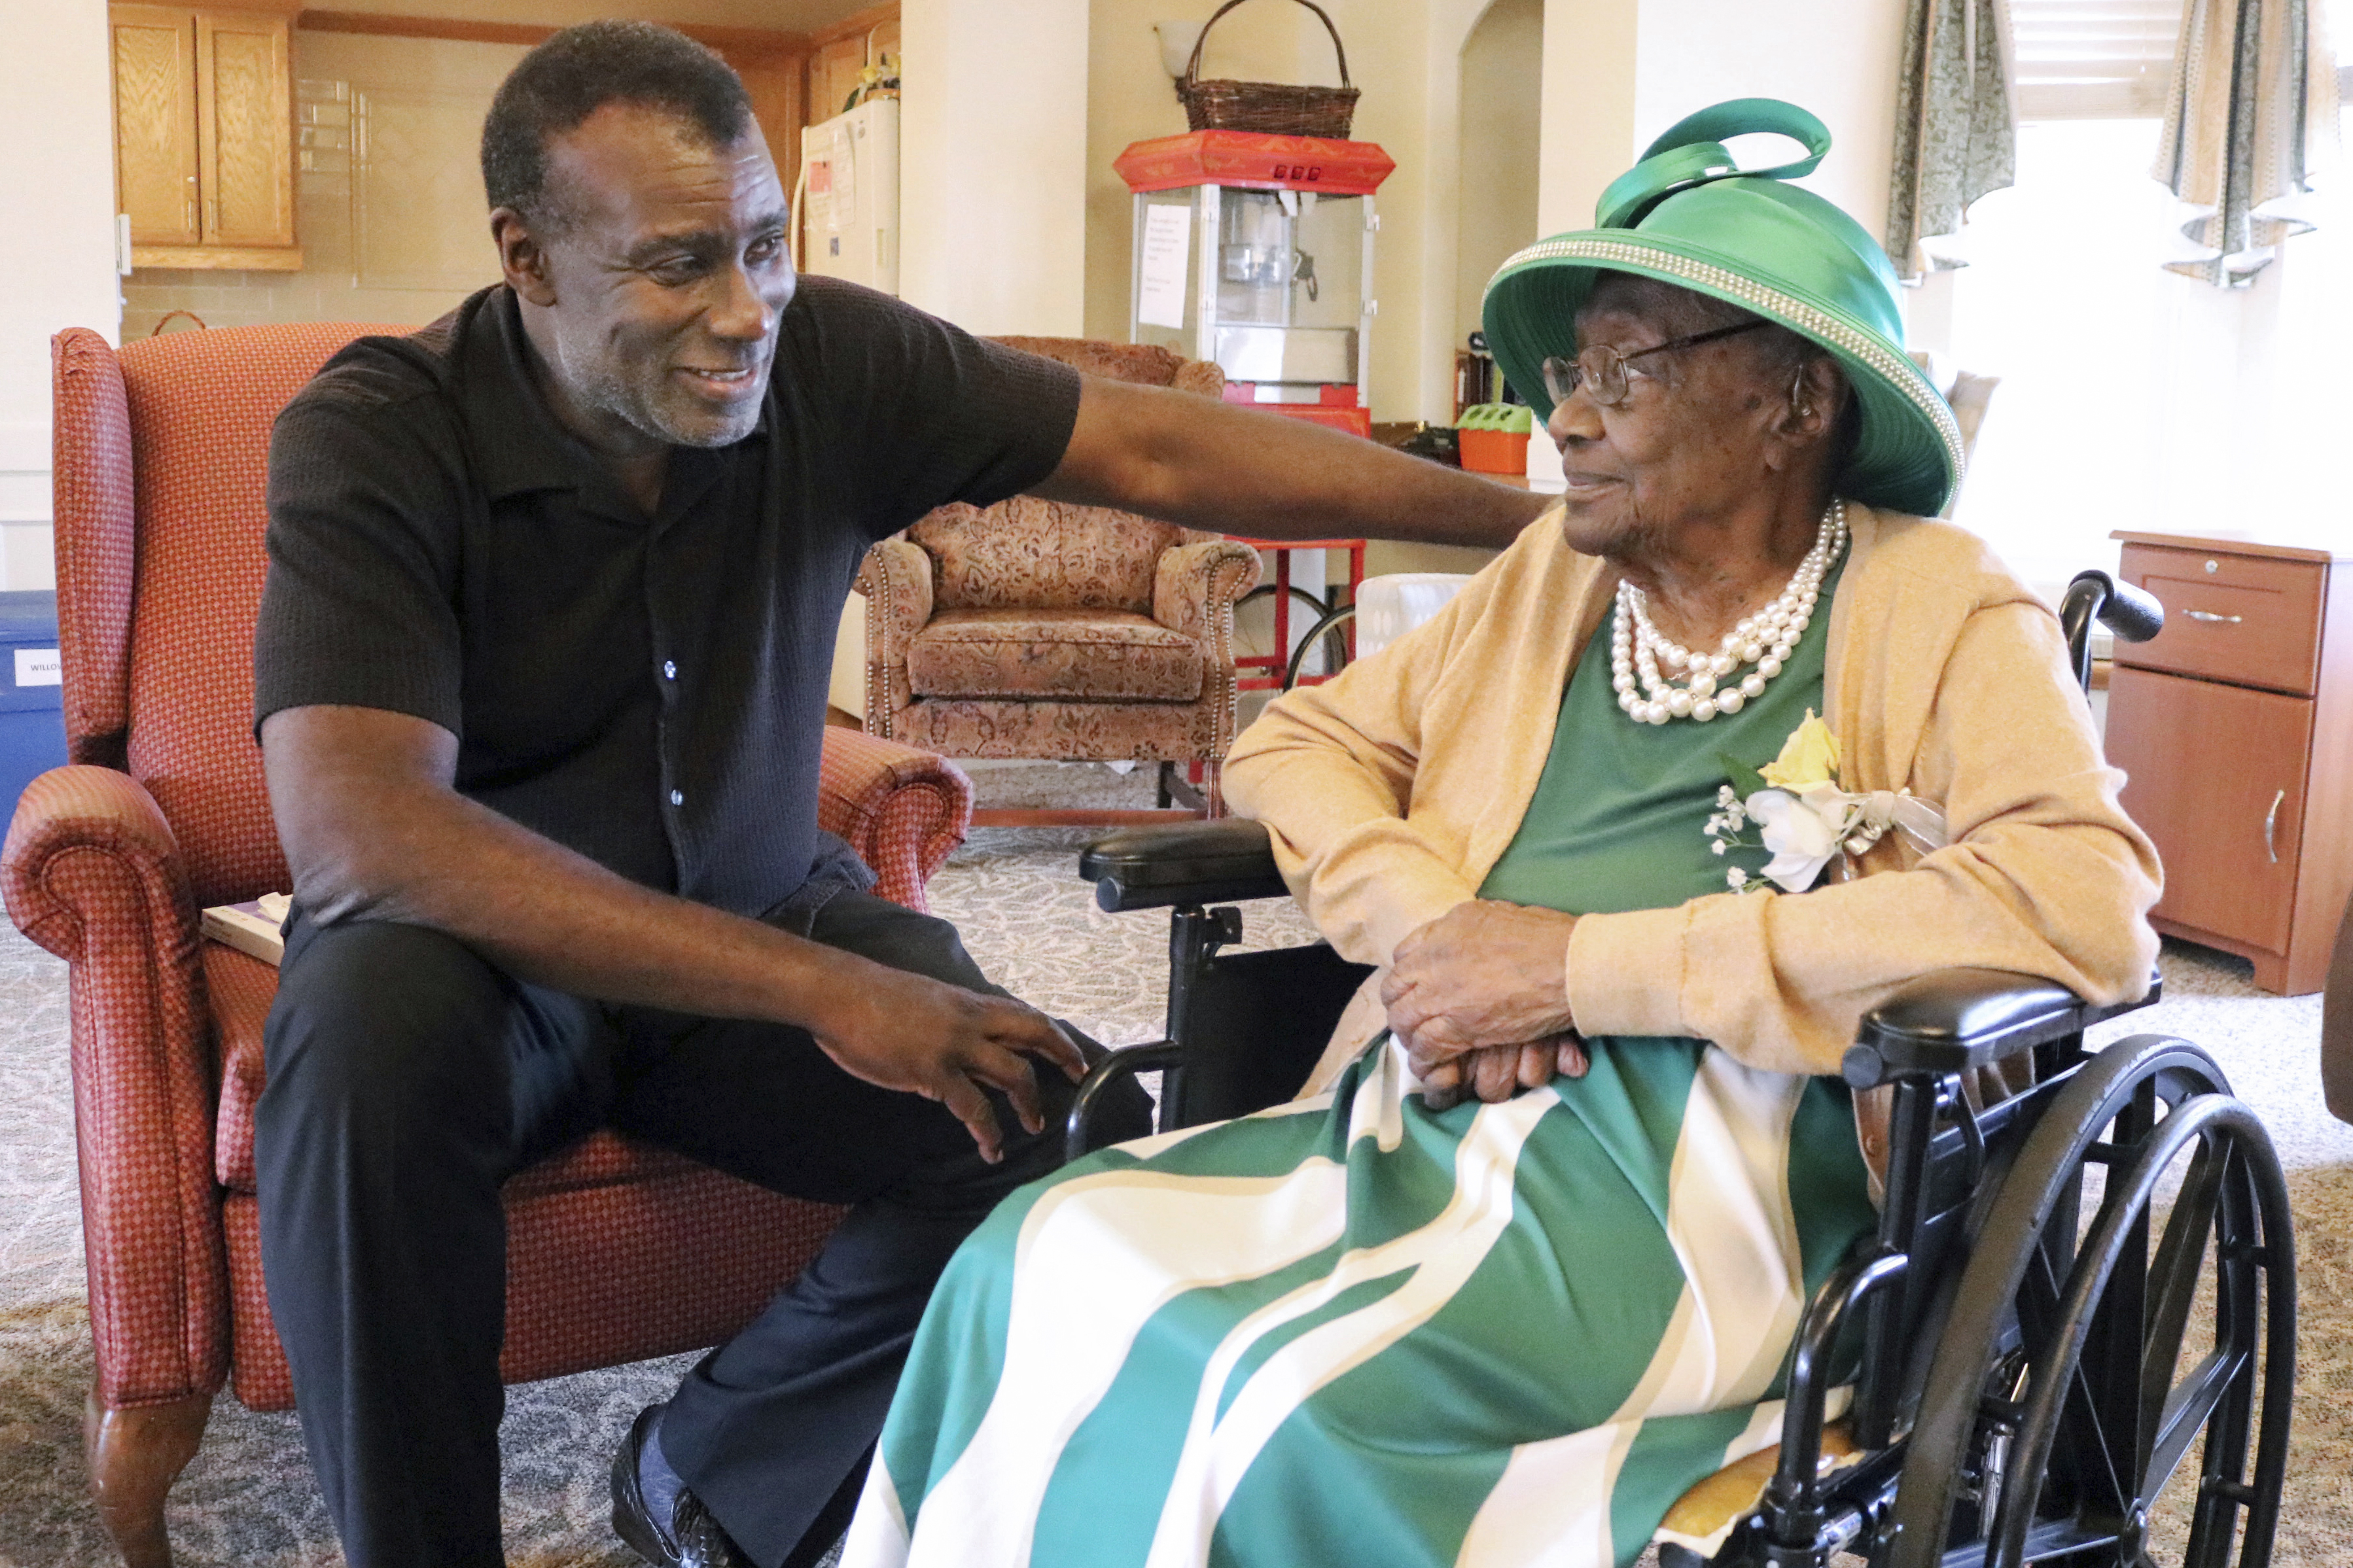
[0,762,2346,1565]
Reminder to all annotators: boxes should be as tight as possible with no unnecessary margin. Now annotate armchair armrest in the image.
[1080,819,1289,912]
[853,536,935,735]
[817,727,974,915]
[1841,967,2161,1088]
[1152,539,1262,644]
[1,765,229,1407]
[5,764,198,962]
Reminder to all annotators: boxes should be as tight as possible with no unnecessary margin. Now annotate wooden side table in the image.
[2104,531,2353,994]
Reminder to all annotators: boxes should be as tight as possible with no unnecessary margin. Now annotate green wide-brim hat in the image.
[1483,99,1962,517]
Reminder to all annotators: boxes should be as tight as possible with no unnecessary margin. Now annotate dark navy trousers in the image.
[255,888,1146,1568]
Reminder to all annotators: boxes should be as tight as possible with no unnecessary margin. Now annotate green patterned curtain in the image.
[1888,0,2019,280]
[2155,0,2343,285]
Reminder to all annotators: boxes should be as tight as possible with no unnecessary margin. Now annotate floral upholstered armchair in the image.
[855,338,1262,810]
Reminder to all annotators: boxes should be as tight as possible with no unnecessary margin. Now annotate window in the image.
[2010,0,2187,120]
[1913,5,2348,599]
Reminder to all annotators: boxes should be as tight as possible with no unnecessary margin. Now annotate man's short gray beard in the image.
[561,341,762,450]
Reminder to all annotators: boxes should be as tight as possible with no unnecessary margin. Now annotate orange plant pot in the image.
[1457,428,1529,475]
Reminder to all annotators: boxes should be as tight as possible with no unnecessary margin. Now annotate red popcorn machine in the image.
[1114,130,1393,438]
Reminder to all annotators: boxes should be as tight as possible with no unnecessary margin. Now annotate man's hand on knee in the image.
[808,967,1087,1162]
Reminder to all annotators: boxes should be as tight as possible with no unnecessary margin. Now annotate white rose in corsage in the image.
[1705,710,1949,894]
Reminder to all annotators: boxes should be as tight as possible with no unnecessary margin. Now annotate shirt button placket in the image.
[659,657,682,810]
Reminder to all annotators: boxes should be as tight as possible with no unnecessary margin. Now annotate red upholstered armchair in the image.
[9,324,974,1567]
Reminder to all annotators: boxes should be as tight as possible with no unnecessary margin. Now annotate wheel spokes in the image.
[2143,1344,2250,1504]
[2140,1140,2227,1440]
[2020,1236,2134,1516]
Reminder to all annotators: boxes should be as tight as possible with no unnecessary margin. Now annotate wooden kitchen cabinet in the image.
[2105,532,2353,993]
[111,1,300,270]
[805,3,898,130]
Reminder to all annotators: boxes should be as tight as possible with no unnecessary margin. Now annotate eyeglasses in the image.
[1540,320,1770,409]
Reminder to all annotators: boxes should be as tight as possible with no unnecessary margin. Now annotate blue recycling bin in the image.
[0,591,67,820]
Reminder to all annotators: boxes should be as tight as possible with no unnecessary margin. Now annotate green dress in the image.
[841,574,1878,1568]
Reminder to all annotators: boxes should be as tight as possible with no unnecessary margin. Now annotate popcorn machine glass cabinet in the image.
[1129,183,1374,408]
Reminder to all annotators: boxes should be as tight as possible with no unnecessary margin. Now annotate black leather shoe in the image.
[612,1405,754,1568]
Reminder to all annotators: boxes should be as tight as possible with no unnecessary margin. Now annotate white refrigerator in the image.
[795,98,900,295]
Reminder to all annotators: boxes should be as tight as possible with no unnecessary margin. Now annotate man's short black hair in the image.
[481,20,754,228]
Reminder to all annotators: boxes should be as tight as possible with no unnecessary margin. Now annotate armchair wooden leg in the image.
[1156,761,1226,818]
[84,1389,211,1568]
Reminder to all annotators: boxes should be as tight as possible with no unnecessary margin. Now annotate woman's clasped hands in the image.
[1381,899,1589,1111]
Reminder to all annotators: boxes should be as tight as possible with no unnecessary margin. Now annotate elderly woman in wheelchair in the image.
[839,102,2295,1568]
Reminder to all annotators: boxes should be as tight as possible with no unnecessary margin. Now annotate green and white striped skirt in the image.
[841,1033,1875,1568]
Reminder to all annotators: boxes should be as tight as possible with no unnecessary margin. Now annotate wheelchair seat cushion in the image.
[1654,1415,1866,1559]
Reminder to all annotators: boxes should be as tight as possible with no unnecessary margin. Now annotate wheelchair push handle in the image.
[2059,569,2164,693]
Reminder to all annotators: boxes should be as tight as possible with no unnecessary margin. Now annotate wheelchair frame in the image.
[1060,572,2297,1567]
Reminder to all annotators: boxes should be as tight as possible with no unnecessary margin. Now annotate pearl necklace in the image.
[1610,500,1847,725]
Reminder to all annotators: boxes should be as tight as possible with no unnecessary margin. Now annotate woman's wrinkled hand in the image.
[1382,899,1581,1066]
[1419,1036,1589,1111]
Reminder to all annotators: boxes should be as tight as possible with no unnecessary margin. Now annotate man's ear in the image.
[491,208,559,307]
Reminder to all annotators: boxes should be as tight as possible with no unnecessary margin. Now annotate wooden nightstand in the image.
[2104,531,2353,994]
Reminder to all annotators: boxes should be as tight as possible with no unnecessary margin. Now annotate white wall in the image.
[1536,0,1641,234]
[1535,0,1903,242]
[0,0,121,592]
[900,0,1091,334]
[1631,0,1905,241]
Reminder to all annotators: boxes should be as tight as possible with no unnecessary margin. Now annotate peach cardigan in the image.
[1224,503,2161,1164]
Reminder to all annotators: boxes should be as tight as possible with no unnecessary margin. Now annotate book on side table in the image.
[201,892,291,966]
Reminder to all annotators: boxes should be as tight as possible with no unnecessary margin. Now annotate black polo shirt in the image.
[255,281,1081,917]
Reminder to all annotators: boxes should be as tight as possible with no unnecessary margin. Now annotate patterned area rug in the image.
[0,762,2346,1567]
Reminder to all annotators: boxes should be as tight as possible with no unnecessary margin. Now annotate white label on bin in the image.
[14,648,60,687]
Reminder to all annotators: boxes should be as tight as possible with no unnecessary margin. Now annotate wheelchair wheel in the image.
[1885,1034,2295,1568]
[1236,584,1351,686]
[1283,604,1356,690]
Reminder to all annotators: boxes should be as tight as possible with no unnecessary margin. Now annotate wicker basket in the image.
[1176,0,1359,139]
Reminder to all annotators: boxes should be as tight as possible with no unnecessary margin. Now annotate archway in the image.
[1453,0,1544,406]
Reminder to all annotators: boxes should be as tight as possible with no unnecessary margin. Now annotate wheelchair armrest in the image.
[1842,967,2161,1087]
[1079,819,1290,912]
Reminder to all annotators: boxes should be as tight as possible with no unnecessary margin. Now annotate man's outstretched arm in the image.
[261,703,1082,1159]
[1033,375,1551,547]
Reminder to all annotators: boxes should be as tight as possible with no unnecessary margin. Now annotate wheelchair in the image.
[1063,571,2297,1568]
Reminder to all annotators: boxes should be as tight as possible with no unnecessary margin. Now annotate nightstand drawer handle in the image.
[2265,788,2284,864]
[2185,608,2242,623]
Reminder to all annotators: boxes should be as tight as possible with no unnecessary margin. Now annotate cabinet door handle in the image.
[2264,788,2284,864]
[2185,608,2242,624]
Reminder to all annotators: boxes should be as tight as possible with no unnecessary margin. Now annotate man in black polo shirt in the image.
[254,21,1548,1568]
